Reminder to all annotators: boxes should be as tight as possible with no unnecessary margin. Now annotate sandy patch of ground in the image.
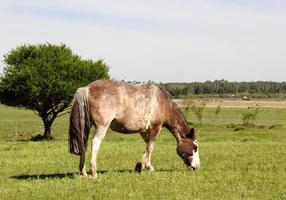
[174,99,286,109]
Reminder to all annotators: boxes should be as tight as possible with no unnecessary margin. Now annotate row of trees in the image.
[158,80,286,98]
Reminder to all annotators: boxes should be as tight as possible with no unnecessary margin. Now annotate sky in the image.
[0,0,285,82]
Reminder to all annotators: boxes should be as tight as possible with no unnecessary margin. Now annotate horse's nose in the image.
[187,166,196,171]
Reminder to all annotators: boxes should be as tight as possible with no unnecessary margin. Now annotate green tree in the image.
[0,43,109,140]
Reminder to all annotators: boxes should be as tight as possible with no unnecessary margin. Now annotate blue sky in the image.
[0,0,285,82]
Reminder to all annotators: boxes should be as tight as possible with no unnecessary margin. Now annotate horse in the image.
[69,79,200,178]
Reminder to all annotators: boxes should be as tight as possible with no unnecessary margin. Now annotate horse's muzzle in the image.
[187,165,198,171]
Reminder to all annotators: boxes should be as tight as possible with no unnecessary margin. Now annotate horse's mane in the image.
[157,86,188,124]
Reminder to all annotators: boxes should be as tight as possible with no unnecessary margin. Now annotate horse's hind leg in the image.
[79,153,87,177]
[90,126,108,178]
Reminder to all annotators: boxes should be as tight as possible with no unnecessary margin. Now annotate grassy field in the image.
[0,104,285,199]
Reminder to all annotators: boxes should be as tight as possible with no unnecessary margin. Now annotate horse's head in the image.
[176,128,200,171]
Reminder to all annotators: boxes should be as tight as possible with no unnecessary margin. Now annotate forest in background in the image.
[124,80,286,99]
[156,80,286,99]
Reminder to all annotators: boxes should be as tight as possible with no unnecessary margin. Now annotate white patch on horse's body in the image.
[146,91,158,130]
[90,126,108,178]
[110,84,158,133]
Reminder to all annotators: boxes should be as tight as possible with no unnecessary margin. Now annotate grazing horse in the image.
[69,80,200,178]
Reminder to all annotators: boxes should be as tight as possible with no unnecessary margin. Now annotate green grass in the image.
[0,104,285,199]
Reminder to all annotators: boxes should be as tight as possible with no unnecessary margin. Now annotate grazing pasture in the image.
[0,103,285,199]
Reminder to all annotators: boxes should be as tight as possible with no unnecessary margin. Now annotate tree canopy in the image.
[0,43,109,139]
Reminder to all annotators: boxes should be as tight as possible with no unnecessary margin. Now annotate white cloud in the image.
[0,0,285,82]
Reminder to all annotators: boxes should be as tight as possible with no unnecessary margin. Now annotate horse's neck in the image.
[164,102,189,143]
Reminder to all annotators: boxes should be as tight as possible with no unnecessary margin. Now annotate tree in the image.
[0,43,109,140]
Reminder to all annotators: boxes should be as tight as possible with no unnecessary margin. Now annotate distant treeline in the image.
[156,80,286,98]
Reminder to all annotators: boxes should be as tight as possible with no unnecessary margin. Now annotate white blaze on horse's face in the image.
[190,140,200,170]
[177,139,200,171]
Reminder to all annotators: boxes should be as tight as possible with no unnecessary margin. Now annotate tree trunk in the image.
[39,109,64,140]
[43,124,53,140]
[42,116,54,140]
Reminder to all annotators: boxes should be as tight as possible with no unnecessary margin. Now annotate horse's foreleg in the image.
[79,153,87,177]
[136,139,155,172]
[90,126,107,178]
[144,141,156,171]
[137,126,161,172]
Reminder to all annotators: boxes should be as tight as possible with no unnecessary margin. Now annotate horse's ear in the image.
[187,128,195,139]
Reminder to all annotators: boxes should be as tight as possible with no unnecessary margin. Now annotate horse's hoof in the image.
[80,171,88,177]
[135,162,142,173]
[146,166,155,172]
[88,174,97,179]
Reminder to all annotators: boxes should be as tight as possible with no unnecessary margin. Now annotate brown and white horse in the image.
[69,80,200,178]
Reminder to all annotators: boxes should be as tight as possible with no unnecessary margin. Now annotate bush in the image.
[191,102,206,126]
[241,106,262,127]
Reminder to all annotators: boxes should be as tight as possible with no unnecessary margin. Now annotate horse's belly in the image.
[110,118,149,134]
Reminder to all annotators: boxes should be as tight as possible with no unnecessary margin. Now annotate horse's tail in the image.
[69,87,91,155]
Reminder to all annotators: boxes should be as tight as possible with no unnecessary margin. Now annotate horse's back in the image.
[87,80,166,133]
[88,80,160,105]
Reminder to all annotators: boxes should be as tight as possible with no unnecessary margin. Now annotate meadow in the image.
[0,104,285,199]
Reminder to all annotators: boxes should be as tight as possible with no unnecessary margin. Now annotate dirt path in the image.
[174,99,286,109]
